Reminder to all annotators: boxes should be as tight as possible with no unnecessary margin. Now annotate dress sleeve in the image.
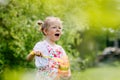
[33,42,42,51]
[33,42,48,67]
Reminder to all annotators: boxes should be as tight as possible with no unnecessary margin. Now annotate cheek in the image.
[49,30,55,34]
[47,31,55,36]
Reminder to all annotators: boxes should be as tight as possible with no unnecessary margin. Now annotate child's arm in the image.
[26,51,43,61]
[26,51,35,61]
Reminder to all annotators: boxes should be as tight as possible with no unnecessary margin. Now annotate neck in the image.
[45,38,56,46]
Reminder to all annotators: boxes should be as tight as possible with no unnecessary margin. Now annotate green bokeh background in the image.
[0,0,120,80]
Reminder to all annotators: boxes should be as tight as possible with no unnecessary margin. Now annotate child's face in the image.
[44,21,62,42]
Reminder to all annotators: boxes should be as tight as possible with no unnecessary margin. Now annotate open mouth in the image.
[55,33,60,37]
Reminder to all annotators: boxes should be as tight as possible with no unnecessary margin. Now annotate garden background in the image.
[0,0,120,80]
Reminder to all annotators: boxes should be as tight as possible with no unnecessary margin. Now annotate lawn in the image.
[71,63,120,80]
[1,63,120,80]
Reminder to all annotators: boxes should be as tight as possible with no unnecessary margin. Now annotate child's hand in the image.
[34,51,43,57]
[58,56,70,71]
[27,51,42,61]
[58,69,71,79]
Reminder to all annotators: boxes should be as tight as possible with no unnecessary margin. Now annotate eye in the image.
[52,26,57,29]
[59,27,63,30]
[59,27,61,29]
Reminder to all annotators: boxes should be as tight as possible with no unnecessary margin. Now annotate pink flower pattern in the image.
[47,45,62,69]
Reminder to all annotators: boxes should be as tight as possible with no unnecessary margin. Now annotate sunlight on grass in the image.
[71,66,120,80]
[1,65,120,80]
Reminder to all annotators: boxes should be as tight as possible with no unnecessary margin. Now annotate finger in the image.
[37,52,42,56]
[40,53,43,57]
[35,51,39,55]
[34,51,42,56]
[38,52,43,57]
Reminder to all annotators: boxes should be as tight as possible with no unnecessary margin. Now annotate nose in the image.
[56,29,60,33]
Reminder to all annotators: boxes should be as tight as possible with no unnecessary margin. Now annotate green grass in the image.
[1,68,36,80]
[1,64,120,80]
[71,64,120,80]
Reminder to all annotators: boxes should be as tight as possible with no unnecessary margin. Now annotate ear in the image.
[43,28,48,35]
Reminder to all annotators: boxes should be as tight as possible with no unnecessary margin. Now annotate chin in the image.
[54,40,59,42]
[54,39,59,42]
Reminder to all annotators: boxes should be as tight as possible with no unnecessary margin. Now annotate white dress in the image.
[33,40,66,80]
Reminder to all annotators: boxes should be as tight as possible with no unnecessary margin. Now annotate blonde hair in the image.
[37,16,62,35]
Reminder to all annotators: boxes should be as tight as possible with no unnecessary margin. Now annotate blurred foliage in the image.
[0,0,120,76]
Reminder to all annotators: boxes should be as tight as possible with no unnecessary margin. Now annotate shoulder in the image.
[57,45,67,56]
[35,40,47,46]
[35,41,43,46]
[56,44,63,49]
[56,44,66,52]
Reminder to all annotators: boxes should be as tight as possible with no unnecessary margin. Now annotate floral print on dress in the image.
[46,44,63,70]
[47,45,62,58]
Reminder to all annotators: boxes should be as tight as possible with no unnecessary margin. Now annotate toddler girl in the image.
[27,16,71,80]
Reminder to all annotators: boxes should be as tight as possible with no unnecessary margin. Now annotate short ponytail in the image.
[37,20,44,32]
